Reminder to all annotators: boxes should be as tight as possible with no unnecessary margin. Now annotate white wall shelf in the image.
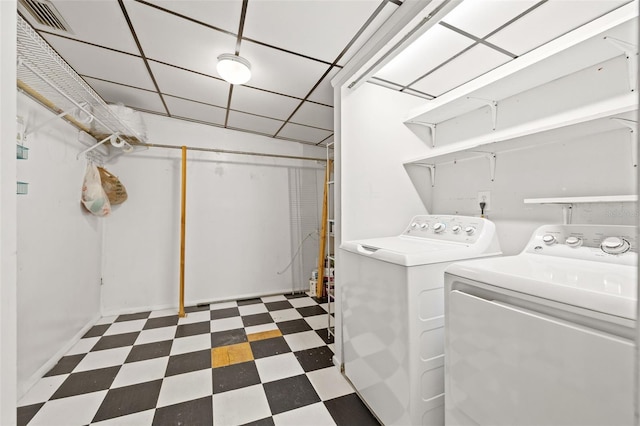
[524,195,638,204]
[404,93,637,184]
[404,2,638,145]
[16,15,145,158]
[524,195,637,224]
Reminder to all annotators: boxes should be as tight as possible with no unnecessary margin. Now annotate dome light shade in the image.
[216,53,251,85]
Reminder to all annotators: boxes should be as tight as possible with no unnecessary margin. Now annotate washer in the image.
[341,215,501,426]
[444,224,637,426]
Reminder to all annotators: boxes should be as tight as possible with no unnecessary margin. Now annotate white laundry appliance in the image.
[341,215,501,426]
[444,224,637,426]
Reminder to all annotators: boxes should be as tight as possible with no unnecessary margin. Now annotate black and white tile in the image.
[17,293,380,426]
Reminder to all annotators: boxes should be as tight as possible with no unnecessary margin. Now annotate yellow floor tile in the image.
[247,329,282,342]
[211,342,254,368]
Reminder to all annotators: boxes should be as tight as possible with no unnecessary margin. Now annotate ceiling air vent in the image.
[18,0,73,33]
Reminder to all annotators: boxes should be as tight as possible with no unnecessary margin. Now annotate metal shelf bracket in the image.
[604,36,638,91]
[414,164,436,187]
[76,132,127,160]
[408,121,437,147]
[611,117,637,167]
[468,97,499,130]
[487,153,497,181]
[25,103,94,139]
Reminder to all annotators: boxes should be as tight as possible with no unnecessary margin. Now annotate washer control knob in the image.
[411,222,418,229]
[565,236,582,248]
[420,223,428,229]
[433,223,446,233]
[451,225,462,234]
[542,234,556,245]
[600,237,630,255]
[464,226,476,235]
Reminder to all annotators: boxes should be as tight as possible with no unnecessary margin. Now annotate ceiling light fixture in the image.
[216,53,252,85]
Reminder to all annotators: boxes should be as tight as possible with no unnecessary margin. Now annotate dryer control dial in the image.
[542,234,556,245]
[600,237,630,255]
[451,225,461,234]
[433,223,446,233]
[420,223,428,229]
[411,222,418,229]
[565,236,582,248]
[464,226,476,235]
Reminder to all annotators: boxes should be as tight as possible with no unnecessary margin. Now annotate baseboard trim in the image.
[100,288,307,318]
[18,313,101,400]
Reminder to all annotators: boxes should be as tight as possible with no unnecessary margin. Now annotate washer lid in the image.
[341,236,497,266]
[446,254,637,320]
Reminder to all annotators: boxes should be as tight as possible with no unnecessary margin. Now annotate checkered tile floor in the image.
[17,293,380,426]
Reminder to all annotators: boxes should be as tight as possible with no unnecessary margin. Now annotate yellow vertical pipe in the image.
[179,146,187,318]
[316,159,332,298]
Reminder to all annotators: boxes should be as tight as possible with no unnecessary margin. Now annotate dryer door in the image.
[446,290,634,426]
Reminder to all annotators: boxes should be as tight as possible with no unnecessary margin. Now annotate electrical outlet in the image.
[478,191,491,211]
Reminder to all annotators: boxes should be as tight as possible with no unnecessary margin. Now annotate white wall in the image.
[1,2,18,423]
[15,94,103,397]
[431,127,637,254]
[101,113,325,315]
[339,83,432,241]
[335,82,433,366]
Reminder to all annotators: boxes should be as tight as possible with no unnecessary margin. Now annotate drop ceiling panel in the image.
[84,77,166,113]
[229,85,300,120]
[410,44,512,97]
[440,0,540,38]
[277,122,333,144]
[149,61,229,108]
[41,34,155,90]
[307,67,339,106]
[24,0,139,54]
[239,40,329,99]
[290,101,333,131]
[243,0,381,63]
[487,0,630,56]
[124,1,236,76]
[227,111,284,136]
[164,95,226,125]
[374,24,475,87]
[141,0,243,34]
[338,2,398,66]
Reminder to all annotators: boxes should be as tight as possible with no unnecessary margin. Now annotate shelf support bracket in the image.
[560,204,574,225]
[467,97,498,130]
[486,153,497,181]
[413,164,436,186]
[425,165,436,187]
[604,36,638,91]
[24,104,93,139]
[407,121,437,147]
[76,133,120,160]
[611,117,637,167]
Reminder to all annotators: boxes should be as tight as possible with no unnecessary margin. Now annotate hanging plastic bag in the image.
[81,162,111,216]
[98,166,128,205]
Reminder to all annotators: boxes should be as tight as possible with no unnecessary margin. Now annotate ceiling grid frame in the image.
[18,0,631,146]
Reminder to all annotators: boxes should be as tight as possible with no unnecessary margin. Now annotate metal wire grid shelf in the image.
[16,14,146,154]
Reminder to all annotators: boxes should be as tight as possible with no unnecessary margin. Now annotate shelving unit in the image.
[404,2,638,146]
[405,93,637,183]
[16,14,146,159]
[524,195,638,224]
[326,142,335,339]
[402,2,638,186]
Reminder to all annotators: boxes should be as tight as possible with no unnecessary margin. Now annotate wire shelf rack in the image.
[16,14,146,148]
